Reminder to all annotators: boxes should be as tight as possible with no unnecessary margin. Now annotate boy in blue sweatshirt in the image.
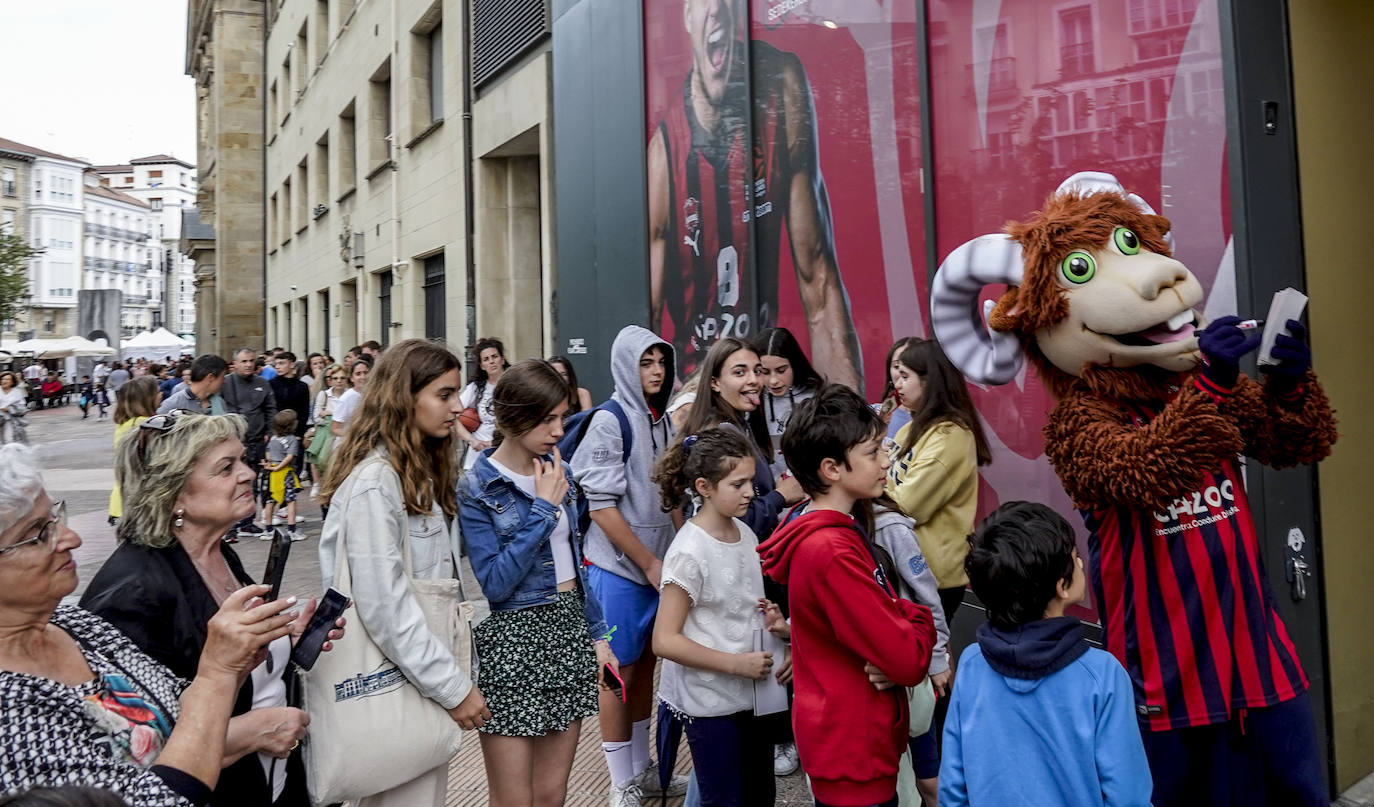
[940,501,1152,807]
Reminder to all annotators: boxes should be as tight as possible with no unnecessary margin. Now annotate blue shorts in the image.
[586,563,659,665]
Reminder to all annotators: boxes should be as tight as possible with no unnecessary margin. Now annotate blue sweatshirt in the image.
[940,617,1152,807]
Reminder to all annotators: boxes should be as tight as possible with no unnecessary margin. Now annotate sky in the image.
[0,0,197,166]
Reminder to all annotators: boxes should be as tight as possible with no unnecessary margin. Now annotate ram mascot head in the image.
[932,171,1206,400]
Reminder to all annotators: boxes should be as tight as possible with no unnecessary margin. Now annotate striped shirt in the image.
[1082,399,1307,732]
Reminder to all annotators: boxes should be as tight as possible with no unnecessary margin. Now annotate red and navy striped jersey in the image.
[657,42,787,376]
[1083,404,1307,732]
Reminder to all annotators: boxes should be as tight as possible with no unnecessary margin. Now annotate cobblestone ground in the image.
[31,400,815,806]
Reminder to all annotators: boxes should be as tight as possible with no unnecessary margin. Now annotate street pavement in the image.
[26,400,816,806]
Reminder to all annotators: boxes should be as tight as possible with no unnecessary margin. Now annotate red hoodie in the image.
[758,507,936,806]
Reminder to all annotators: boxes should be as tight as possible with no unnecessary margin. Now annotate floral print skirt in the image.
[474,589,599,737]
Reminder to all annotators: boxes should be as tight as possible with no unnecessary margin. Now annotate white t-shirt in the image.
[332,388,362,427]
[313,388,344,422]
[460,381,497,470]
[488,456,576,585]
[0,388,26,413]
[658,518,765,718]
[250,635,291,801]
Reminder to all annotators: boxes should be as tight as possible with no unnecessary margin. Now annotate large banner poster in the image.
[645,0,1231,622]
[645,0,927,394]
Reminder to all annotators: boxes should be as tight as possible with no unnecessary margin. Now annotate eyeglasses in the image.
[0,500,67,559]
[137,409,190,461]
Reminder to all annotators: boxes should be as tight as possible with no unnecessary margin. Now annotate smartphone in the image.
[290,587,351,671]
[602,664,626,703]
[262,527,293,602]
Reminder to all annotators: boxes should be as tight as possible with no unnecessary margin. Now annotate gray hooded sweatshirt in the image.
[873,504,952,676]
[572,326,677,585]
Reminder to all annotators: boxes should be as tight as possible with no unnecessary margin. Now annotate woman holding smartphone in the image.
[318,339,487,807]
[458,359,618,807]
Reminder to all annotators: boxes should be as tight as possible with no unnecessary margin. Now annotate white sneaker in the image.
[272,513,286,525]
[289,529,307,542]
[633,765,689,796]
[309,484,319,499]
[608,781,643,807]
[773,742,800,776]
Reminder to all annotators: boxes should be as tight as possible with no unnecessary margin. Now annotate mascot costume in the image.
[931,172,1337,806]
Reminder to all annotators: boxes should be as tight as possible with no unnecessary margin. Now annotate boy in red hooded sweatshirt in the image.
[758,384,937,807]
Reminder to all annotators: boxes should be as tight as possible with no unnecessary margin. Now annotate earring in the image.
[174,509,185,528]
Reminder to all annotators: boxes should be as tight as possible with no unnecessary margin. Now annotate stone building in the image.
[185,0,266,358]
[256,0,553,361]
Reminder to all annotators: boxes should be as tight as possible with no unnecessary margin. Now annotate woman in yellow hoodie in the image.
[884,339,991,625]
[108,376,161,525]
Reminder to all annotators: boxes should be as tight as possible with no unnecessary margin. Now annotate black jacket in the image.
[221,373,277,442]
[269,376,311,438]
[80,541,301,807]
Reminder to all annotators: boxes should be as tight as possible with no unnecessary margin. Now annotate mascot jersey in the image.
[1047,372,1334,732]
[1077,388,1307,732]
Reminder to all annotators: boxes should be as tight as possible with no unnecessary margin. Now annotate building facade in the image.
[81,178,158,337]
[94,156,200,337]
[256,0,553,361]
[186,0,266,358]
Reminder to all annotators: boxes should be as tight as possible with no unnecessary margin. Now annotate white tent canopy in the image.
[7,336,117,359]
[121,328,191,361]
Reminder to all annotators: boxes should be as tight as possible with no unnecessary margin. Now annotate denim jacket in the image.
[458,449,609,639]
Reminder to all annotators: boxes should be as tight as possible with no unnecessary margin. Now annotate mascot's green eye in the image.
[1113,227,1141,255]
[1060,251,1097,284]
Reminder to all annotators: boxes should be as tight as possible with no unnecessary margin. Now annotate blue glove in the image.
[1198,315,1261,390]
[1260,319,1311,393]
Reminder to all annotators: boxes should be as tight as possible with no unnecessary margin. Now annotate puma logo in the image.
[684,230,701,257]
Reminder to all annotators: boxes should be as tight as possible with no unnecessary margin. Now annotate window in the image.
[281,178,292,244]
[148,170,163,179]
[2,168,14,197]
[409,8,443,137]
[296,159,308,230]
[378,270,393,347]
[429,25,444,123]
[281,56,292,123]
[423,251,445,340]
[270,80,279,131]
[368,60,393,171]
[338,101,357,195]
[149,197,163,211]
[1059,7,1094,79]
[316,0,330,64]
[297,22,309,88]
[1128,0,1188,34]
[1,210,13,233]
[315,135,330,213]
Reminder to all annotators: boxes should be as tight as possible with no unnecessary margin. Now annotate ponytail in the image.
[653,427,755,513]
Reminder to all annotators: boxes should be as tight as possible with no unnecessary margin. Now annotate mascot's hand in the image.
[1199,316,1262,390]
[1260,319,1311,394]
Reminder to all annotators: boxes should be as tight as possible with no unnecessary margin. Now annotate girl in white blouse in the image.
[651,427,791,807]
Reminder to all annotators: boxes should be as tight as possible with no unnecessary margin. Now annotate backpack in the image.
[557,398,634,465]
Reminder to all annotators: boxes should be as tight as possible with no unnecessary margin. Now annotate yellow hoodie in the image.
[885,420,978,588]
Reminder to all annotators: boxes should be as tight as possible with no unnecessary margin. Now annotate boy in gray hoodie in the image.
[571,325,686,805]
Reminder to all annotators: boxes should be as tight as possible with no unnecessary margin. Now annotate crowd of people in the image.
[0,307,1331,807]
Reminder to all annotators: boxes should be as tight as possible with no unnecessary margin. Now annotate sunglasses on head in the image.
[137,409,191,461]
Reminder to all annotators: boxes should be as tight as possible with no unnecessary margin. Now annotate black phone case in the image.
[290,588,350,671]
[262,528,292,602]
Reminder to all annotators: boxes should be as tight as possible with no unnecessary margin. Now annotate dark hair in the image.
[882,336,918,403]
[653,427,755,512]
[190,354,227,383]
[352,353,374,370]
[781,383,885,497]
[0,786,129,806]
[546,355,584,414]
[470,337,509,385]
[360,340,382,352]
[966,501,1079,629]
[113,376,160,424]
[273,409,298,435]
[348,345,363,356]
[276,351,297,363]
[491,359,569,440]
[753,327,823,390]
[679,337,770,451]
[894,339,992,465]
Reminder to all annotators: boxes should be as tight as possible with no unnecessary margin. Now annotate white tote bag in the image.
[300,469,473,805]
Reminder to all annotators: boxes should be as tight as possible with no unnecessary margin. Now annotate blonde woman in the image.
[107,376,161,526]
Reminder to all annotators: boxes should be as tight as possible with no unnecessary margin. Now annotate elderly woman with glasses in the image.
[0,443,298,805]
[81,411,345,807]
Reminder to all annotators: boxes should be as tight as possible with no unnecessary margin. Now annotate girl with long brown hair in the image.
[457,359,618,807]
[317,339,487,807]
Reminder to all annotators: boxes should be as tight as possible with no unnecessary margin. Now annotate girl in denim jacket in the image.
[458,359,619,807]
[317,340,487,807]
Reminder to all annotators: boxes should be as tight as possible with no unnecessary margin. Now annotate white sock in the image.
[631,718,651,774]
[603,741,636,788]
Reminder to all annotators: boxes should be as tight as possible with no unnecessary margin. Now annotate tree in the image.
[0,232,34,323]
